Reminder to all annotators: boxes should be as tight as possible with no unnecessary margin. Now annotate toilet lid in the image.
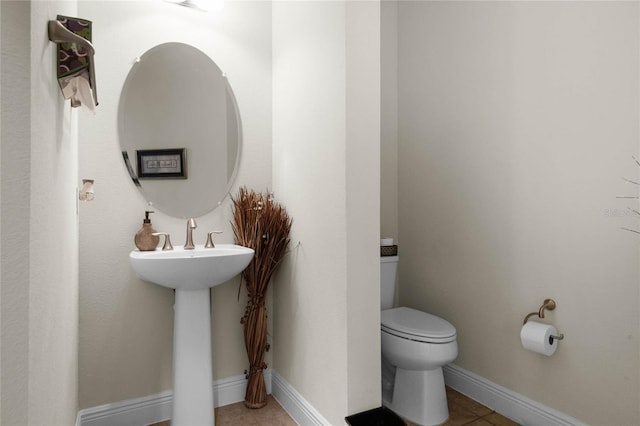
[381,307,456,343]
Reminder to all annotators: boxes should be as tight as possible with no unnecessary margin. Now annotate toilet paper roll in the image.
[520,321,558,356]
[380,238,394,246]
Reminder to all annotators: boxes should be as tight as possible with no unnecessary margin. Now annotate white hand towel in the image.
[60,70,95,113]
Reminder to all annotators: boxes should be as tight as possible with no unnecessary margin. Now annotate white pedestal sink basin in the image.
[130,244,254,426]
[130,244,254,291]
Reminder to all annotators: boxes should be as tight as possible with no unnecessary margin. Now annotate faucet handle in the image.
[152,232,174,251]
[205,231,223,248]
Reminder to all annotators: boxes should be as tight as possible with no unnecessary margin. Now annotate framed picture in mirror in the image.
[137,148,187,179]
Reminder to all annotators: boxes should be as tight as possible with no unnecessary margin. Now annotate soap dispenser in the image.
[134,210,160,251]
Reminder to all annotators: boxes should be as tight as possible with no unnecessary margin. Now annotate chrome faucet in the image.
[184,218,197,249]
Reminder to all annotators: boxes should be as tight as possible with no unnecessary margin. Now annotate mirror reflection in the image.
[118,42,241,218]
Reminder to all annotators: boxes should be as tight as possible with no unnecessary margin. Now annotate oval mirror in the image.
[118,42,241,218]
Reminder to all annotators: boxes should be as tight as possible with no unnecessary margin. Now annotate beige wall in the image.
[1,4,30,422]
[77,0,272,409]
[381,0,398,243]
[345,0,381,415]
[1,1,79,424]
[393,2,639,424]
[272,1,381,423]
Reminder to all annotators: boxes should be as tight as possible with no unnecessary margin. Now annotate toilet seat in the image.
[381,307,456,344]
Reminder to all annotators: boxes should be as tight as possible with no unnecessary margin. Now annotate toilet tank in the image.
[380,256,399,310]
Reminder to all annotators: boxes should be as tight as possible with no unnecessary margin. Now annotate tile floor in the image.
[148,387,520,426]
[409,387,520,426]
[149,395,295,426]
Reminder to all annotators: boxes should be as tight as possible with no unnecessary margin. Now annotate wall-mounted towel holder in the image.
[523,298,564,340]
[47,17,98,109]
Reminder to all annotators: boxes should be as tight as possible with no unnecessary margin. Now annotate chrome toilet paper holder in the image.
[523,299,564,341]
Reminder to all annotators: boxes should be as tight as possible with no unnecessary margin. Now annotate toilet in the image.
[380,256,458,426]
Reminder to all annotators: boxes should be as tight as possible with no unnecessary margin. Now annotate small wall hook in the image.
[79,179,95,201]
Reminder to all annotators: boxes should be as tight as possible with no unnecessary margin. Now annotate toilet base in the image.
[383,366,449,426]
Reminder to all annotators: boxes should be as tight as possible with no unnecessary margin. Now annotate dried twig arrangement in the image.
[232,187,292,408]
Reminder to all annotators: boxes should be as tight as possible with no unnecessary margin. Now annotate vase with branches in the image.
[232,187,292,408]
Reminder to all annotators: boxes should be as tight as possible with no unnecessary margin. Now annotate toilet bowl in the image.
[380,256,458,426]
[381,307,457,426]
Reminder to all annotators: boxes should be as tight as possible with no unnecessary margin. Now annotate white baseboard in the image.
[76,390,173,426]
[215,369,272,408]
[76,370,272,426]
[444,364,588,426]
[271,370,331,426]
[76,363,586,426]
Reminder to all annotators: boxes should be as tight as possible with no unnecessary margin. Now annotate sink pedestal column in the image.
[173,288,214,425]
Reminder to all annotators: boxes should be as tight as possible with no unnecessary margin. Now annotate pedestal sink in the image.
[130,244,254,426]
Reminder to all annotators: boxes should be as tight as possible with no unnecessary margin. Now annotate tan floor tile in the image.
[147,395,295,426]
[481,412,520,426]
[445,388,493,417]
[216,396,295,426]
[146,389,519,426]
[216,403,260,426]
[464,419,494,426]
[442,400,479,426]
